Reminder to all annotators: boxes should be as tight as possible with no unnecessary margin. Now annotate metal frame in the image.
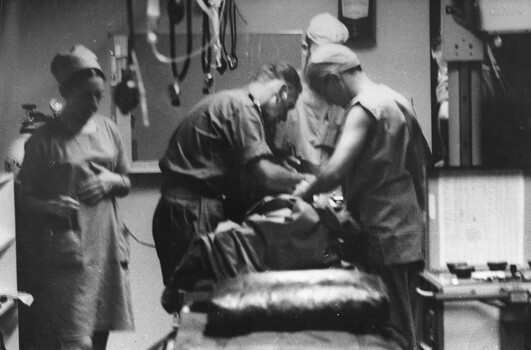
[441,0,484,166]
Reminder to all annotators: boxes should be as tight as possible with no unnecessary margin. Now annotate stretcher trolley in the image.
[148,269,406,350]
[147,194,409,349]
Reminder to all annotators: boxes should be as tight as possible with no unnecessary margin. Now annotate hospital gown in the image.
[18,114,134,345]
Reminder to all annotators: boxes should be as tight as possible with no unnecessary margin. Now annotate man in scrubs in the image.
[295,44,428,350]
[152,62,314,285]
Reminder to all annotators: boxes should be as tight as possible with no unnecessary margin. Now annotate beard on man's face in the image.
[263,109,288,127]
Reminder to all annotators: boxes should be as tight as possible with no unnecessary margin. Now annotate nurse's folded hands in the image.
[77,162,120,205]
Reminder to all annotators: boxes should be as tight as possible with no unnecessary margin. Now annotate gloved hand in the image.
[292,173,315,200]
[77,162,122,205]
[293,180,310,197]
[280,155,301,172]
[47,195,80,218]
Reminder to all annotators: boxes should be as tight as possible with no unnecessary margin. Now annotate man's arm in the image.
[295,105,375,200]
[249,157,314,194]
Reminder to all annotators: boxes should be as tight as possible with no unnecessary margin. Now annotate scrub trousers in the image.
[152,193,225,285]
[367,261,424,350]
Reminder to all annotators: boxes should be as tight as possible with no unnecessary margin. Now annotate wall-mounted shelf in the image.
[130,160,160,174]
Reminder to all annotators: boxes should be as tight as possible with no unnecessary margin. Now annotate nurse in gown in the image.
[18,44,134,350]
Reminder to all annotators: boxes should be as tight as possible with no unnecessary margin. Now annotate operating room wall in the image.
[0,0,430,349]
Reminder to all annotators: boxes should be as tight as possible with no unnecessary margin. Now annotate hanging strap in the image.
[126,0,135,66]
[217,1,229,74]
[201,9,213,94]
[169,0,192,83]
[228,0,238,70]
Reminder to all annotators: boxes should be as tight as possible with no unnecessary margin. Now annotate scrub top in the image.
[18,114,134,339]
[344,84,427,266]
[159,89,273,198]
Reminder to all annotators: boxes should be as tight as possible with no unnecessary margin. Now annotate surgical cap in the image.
[306,43,361,92]
[306,12,349,46]
[51,44,104,85]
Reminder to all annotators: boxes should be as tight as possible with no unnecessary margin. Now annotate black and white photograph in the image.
[1,1,531,349]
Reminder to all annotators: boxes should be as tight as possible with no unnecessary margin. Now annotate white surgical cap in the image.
[306,44,361,92]
[51,44,104,85]
[306,12,349,46]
